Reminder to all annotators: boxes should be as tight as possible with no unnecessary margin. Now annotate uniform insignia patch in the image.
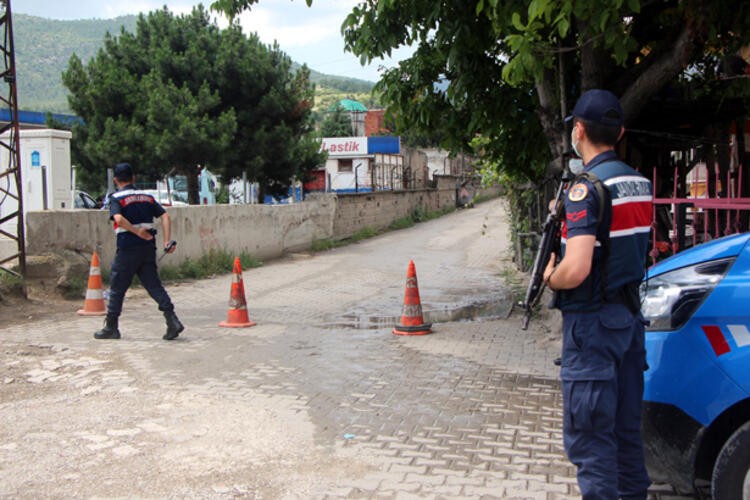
[566,209,587,222]
[568,183,588,202]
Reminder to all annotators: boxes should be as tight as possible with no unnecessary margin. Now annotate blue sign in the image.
[367,136,400,154]
[31,151,40,167]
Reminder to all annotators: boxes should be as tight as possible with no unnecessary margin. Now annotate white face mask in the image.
[571,127,582,159]
[568,158,584,175]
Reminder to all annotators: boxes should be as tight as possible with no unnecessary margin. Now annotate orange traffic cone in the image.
[392,260,432,336]
[77,251,106,316]
[219,257,257,328]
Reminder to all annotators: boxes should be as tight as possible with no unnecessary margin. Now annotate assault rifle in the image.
[520,158,573,330]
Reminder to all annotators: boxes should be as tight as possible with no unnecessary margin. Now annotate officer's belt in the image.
[604,282,641,316]
[115,222,154,234]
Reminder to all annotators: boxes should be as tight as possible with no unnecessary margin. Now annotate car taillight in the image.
[640,257,735,331]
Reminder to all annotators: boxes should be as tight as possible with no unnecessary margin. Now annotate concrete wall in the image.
[24,185,496,271]
[332,188,455,239]
[26,196,336,271]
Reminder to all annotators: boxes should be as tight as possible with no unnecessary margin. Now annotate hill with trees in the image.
[13,13,378,114]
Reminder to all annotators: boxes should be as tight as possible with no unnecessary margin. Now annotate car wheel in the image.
[712,420,750,500]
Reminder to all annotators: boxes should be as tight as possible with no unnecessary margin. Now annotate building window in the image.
[339,159,353,172]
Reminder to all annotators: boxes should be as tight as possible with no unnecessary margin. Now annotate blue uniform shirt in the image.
[556,151,653,312]
[109,185,166,249]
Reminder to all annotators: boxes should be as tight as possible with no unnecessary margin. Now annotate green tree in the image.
[63,6,323,203]
[212,0,750,183]
[319,106,355,137]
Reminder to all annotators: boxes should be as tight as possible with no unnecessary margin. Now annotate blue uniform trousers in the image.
[108,245,173,316]
[561,302,650,499]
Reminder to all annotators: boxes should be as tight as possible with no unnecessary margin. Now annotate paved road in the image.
[0,198,694,498]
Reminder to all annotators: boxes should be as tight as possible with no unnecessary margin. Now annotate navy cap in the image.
[113,162,133,180]
[565,89,624,127]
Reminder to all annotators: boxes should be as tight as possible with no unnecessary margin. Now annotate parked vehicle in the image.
[640,232,750,499]
[139,189,187,207]
[73,190,100,209]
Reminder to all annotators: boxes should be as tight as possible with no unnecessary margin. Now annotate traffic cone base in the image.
[392,322,432,336]
[392,260,433,336]
[219,308,257,328]
[219,257,257,328]
[77,251,106,316]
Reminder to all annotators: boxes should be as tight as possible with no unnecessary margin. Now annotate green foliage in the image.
[350,227,379,242]
[388,216,415,230]
[216,184,230,204]
[0,272,25,300]
[159,249,262,281]
[312,85,377,116]
[309,238,338,252]
[61,7,324,201]
[16,13,377,120]
[212,0,750,187]
[319,106,355,137]
[308,227,380,252]
[389,205,455,230]
[58,275,86,300]
[14,14,139,112]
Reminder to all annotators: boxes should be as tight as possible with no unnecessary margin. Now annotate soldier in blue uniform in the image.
[95,163,184,341]
[543,90,653,499]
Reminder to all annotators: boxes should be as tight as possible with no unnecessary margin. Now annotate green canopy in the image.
[330,99,367,113]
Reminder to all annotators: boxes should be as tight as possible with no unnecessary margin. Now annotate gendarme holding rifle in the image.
[543,89,653,499]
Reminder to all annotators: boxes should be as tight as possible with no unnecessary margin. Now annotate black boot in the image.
[163,311,184,340]
[94,314,121,340]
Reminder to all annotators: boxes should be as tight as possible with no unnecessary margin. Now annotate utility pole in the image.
[0,0,24,278]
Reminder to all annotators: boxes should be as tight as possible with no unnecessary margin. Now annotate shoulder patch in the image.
[568,183,588,202]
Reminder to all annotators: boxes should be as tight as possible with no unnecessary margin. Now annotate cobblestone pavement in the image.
[0,198,697,498]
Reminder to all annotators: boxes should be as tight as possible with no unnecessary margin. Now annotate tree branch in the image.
[620,22,698,125]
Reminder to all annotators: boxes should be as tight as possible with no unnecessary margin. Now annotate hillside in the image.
[13,13,378,114]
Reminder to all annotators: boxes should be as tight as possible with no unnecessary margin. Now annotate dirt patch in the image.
[0,288,79,325]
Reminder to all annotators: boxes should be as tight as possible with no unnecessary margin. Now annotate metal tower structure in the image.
[0,0,24,277]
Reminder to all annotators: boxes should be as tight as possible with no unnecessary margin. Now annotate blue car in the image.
[640,232,750,499]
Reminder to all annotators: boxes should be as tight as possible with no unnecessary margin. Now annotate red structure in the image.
[365,109,390,136]
[633,118,750,262]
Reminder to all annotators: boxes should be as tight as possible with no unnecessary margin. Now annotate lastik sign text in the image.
[320,137,368,157]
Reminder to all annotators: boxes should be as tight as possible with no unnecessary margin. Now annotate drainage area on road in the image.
[325,290,514,330]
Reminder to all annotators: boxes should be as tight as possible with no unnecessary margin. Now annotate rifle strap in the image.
[572,171,611,303]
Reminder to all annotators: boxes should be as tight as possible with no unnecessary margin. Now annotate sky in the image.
[14,0,414,83]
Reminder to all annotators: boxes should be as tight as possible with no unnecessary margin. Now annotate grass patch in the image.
[389,216,415,230]
[58,275,87,300]
[159,249,262,282]
[414,205,455,222]
[310,238,338,252]
[350,226,379,242]
[310,205,457,254]
[309,226,381,253]
[0,271,25,300]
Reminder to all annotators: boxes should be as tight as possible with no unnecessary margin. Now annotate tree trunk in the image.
[180,166,200,205]
[535,67,566,173]
[257,183,266,204]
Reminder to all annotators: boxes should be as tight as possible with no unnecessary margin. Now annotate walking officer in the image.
[543,90,653,499]
[95,162,184,341]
